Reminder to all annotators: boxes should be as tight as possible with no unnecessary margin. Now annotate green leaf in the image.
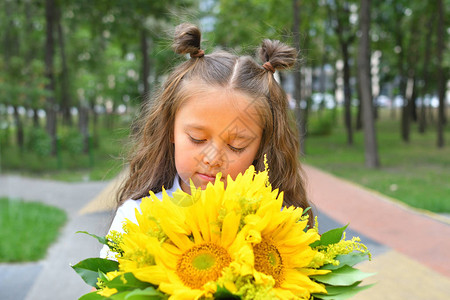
[124,287,168,299]
[312,283,375,299]
[72,258,119,287]
[214,286,240,300]
[108,292,127,300]
[78,291,105,300]
[320,252,370,270]
[310,225,348,248]
[311,265,375,286]
[105,273,152,291]
[77,231,108,245]
[323,281,362,295]
[302,207,312,216]
[105,287,167,300]
[98,270,109,282]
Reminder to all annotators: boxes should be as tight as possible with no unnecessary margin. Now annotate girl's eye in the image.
[189,136,206,144]
[229,144,246,153]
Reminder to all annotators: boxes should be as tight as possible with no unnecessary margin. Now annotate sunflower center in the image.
[253,239,284,287]
[177,243,232,289]
[192,253,215,270]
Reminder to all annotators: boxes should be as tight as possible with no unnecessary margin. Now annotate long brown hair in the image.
[118,23,313,225]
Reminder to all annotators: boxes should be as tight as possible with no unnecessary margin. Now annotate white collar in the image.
[163,175,182,198]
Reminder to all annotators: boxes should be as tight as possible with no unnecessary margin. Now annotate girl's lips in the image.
[197,173,216,182]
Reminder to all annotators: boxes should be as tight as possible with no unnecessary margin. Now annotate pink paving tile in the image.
[304,165,450,277]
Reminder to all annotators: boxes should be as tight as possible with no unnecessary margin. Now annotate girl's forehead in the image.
[175,86,265,134]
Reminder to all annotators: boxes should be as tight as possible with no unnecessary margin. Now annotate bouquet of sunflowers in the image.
[73,165,374,300]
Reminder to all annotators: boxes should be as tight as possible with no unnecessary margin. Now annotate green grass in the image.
[0,197,67,262]
[304,109,450,213]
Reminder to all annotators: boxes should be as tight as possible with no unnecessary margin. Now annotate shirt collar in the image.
[164,175,182,198]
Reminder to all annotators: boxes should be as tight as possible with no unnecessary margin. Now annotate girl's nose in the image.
[202,142,224,168]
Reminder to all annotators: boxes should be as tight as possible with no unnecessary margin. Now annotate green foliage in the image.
[313,281,374,300]
[26,127,52,156]
[76,271,167,300]
[0,197,67,262]
[1,117,128,181]
[320,252,370,271]
[312,265,374,286]
[310,225,374,300]
[310,224,348,248]
[0,118,11,148]
[308,110,336,136]
[72,258,119,287]
[77,230,108,245]
[60,128,84,154]
[214,286,240,300]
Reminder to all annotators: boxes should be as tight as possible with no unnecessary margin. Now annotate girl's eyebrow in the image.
[184,124,206,131]
[185,124,255,140]
[229,133,254,141]
[225,128,256,141]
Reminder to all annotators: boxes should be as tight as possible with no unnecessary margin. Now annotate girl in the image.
[101,23,312,258]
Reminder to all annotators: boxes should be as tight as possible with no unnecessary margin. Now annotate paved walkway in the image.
[0,175,112,300]
[304,165,450,299]
[1,166,449,299]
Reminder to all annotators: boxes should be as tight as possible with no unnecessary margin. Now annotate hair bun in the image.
[173,23,202,56]
[258,39,297,71]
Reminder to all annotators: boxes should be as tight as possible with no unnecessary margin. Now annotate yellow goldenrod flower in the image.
[105,270,123,281]
[309,233,372,268]
[97,287,118,297]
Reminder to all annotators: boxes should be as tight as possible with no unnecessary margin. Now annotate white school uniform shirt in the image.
[99,177,182,259]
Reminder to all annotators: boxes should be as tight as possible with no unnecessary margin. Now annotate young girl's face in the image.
[173,85,263,193]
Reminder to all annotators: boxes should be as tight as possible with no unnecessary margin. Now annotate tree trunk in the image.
[411,77,418,123]
[141,28,150,102]
[341,42,353,145]
[25,0,38,130]
[56,6,72,126]
[78,104,90,154]
[355,83,363,131]
[91,102,99,147]
[4,0,21,147]
[418,16,434,134]
[293,0,306,154]
[418,95,426,134]
[327,1,355,145]
[13,105,24,151]
[45,0,57,155]
[402,12,421,141]
[33,108,40,127]
[410,76,418,123]
[394,30,408,142]
[436,0,445,148]
[358,0,379,168]
[318,48,327,116]
[401,76,413,142]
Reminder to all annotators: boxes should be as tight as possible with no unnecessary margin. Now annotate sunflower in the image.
[243,198,330,299]
[117,176,252,300]
[75,165,373,300]
[116,165,329,299]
